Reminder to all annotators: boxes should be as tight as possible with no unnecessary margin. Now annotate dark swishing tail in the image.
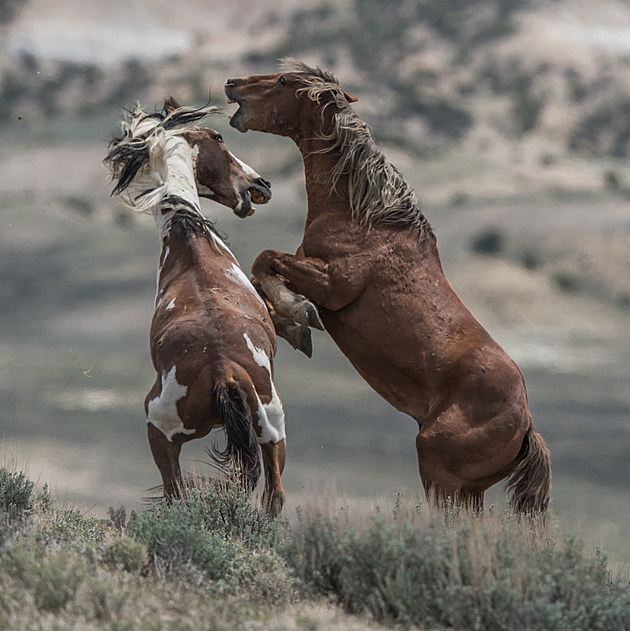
[211,381,261,491]
[505,428,551,520]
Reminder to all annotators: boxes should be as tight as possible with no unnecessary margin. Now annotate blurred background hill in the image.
[1,0,629,563]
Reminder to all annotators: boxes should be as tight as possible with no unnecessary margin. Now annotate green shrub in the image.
[570,98,630,157]
[553,270,580,293]
[471,227,505,255]
[281,506,630,630]
[103,537,147,573]
[128,502,238,582]
[36,507,110,548]
[3,546,86,612]
[521,249,540,270]
[0,467,34,519]
[127,481,289,594]
[604,169,622,191]
[0,0,27,23]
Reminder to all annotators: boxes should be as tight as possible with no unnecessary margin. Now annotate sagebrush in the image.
[1,466,629,630]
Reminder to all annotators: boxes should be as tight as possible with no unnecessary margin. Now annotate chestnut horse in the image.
[104,103,286,516]
[225,60,551,517]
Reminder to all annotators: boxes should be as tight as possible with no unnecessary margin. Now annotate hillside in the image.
[0,0,629,565]
[2,0,630,312]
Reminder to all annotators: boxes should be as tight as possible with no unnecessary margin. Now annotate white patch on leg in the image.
[243,334,285,443]
[147,366,196,441]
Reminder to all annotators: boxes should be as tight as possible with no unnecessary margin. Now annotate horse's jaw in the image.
[228,107,249,133]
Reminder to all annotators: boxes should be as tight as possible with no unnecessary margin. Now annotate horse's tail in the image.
[212,380,261,491]
[505,428,551,520]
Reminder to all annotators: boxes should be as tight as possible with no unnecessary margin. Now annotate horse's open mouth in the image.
[248,183,271,206]
[233,183,271,218]
[226,88,248,132]
[228,105,247,133]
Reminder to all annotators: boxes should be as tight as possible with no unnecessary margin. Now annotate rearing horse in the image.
[225,60,551,517]
[104,104,287,516]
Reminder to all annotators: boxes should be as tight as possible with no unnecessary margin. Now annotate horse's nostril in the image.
[259,178,271,189]
[225,78,236,87]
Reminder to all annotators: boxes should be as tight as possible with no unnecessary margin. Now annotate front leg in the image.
[252,249,365,327]
[252,277,314,357]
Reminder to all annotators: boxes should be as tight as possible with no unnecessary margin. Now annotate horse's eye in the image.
[279,76,286,86]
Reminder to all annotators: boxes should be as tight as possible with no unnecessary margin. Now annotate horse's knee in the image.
[251,249,276,278]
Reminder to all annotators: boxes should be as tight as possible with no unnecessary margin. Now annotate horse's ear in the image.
[163,96,180,113]
[343,90,359,103]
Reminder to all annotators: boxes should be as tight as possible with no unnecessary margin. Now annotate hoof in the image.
[294,326,313,358]
[298,300,324,330]
[276,320,313,358]
[263,491,286,518]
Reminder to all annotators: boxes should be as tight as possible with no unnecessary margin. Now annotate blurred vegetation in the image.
[569,97,630,158]
[1,466,629,630]
[264,0,531,142]
[470,226,505,256]
[0,0,26,23]
[3,0,630,157]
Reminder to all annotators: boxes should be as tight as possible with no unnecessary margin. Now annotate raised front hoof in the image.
[280,325,313,357]
[296,300,324,330]
[295,326,313,357]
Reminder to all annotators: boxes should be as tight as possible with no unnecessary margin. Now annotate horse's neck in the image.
[299,140,351,226]
[151,137,201,239]
[158,217,233,282]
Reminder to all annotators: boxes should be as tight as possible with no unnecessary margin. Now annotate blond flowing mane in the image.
[282,59,432,238]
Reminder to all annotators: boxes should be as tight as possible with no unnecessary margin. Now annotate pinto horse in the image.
[104,103,286,516]
[225,60,551,517]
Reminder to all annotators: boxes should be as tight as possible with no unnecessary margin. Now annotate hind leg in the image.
[415,431,487,512]
[260,439,286,518]
[148,423,183,498]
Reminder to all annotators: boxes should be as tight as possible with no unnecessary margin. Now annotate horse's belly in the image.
[322,311,432,420]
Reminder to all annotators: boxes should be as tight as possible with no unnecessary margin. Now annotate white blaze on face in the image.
[243,333,285,444]
[226,263,266,307]
[147,365,195,441]
[166,298,176,310]
[229,151,261,179]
